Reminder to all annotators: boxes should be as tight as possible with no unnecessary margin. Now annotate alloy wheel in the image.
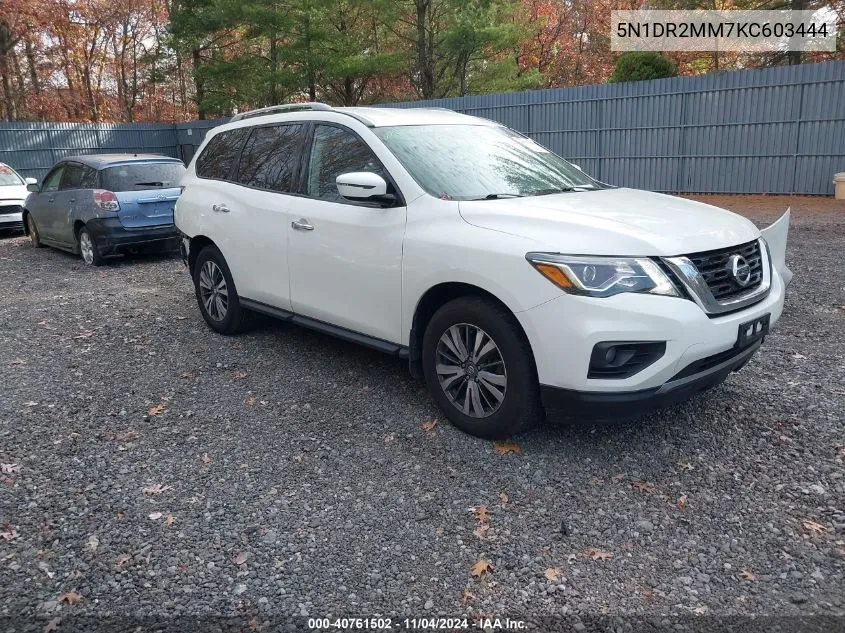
[198,260,228,321]
[435,323,507,418]
[79,231,94,265]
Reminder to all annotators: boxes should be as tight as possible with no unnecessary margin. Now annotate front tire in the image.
[78,226,103,266]
[26,213,43,248]
[193,245,250,335]
[422,296,541,439]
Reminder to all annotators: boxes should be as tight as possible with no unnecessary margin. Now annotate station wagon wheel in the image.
[192,244,252,335]
[77,226,103,266]
[436,324,507,418]
[422,296,541,440]
[26,214,43,248]
[198,260,228,321]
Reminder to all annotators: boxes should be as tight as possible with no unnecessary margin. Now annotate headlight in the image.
[525,252,679,298]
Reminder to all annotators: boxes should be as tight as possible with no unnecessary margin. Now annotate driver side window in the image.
[41,166,65,193]
[307,125,387,203]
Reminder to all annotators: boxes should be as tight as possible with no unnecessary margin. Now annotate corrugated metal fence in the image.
[380,60,845,195]
[1,60,843,194]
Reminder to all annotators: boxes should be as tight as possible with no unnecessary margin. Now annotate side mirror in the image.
[336,172,395,206]
[25,177,38,185]
[26,183,40,193]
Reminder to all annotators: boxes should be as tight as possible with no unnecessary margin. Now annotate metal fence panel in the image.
[0,61,842,193]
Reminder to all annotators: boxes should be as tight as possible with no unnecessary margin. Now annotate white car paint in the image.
[176,105,790,425]
[0,163,34,229]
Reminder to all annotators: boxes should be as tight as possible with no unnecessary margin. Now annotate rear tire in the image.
[78,226,103,266]
[422,296,541,439]
[193,244,251,335]
[26,213,43,248]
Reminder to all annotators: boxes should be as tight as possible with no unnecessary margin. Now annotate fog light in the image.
[588,341,666,379]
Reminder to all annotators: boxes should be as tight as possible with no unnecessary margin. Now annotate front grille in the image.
[0,204,23,215]
[686,239,763,301]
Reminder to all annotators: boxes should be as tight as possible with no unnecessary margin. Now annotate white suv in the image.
[175,103,792,439]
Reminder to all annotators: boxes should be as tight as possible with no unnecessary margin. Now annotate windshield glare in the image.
[373,124,598,200]
[101,162,186,192]
[0,165,23,187]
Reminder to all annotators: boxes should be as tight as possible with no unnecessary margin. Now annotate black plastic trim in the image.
[541,339,761,421]
[85,217,179,255]
[239,297,409,358]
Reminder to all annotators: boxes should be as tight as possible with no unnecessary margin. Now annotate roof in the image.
[336,107,494,128]
[62,154,182,169]
[226,103,497,129]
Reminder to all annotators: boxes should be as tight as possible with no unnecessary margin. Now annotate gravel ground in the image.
[0,199,843,629]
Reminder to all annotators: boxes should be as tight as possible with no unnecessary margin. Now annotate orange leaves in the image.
[147,404,166,416]
[141,483,171,495]
[585,547,612,561]
[544,567,561,582]
[492,441,521,455]
[470,559,493,577]
[739,569,756,581]
[420,419,438,433]
[471,505,490,524]
[59,591,82,604]
[231,370,248,381]
[801,519,828,536]
[631,482,655,494]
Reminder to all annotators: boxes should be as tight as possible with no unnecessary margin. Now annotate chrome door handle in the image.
[291,218,314,231]
[212,203,230,213]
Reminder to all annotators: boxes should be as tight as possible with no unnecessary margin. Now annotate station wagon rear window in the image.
[101,162,186,192]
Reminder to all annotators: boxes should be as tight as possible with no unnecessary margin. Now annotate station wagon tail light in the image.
[526,253,680,298]
[94,190,120,211]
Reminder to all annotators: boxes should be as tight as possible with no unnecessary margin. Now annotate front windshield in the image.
[373,124,599,200]
[0,164,24,187]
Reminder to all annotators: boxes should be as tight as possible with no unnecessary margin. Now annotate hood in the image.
[458,188,760,256]
[0,184,29,203]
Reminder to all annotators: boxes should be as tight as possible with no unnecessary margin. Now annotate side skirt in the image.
[239,297,409,359]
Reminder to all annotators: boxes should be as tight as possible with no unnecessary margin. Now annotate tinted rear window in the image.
[196,128,249,180]
[101,162,186,192]
[235,124,304,193]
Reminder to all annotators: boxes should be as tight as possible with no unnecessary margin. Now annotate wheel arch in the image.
[188,235,215,276]
[408,282,535,380]
[21,208,31,236]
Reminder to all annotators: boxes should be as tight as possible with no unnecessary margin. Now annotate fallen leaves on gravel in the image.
[116,554,132,567]
[148,512,163,521]
[470,559,493,577]
[677,461,694,471]
[164,515,175,526]
[739,569,756,581]
[492,442,521,455]
[421,419,438,433]
[180,371,195,379]
[43,617,61,633]
[801,519,828,536]
[147,404,166,416]
[460,590,475,605]
[9,358,26,366]
[245,396,258,406]
[471,505,491,524]
[232,370,248,380]
[0,463,21,474]
[115,430,138,442]
[585,547,612,561]
[612,473,627,483]
[544,567,561,582]
[1,523,19,540]
[86,535,99,553]
[142,483,171,495]
[201,453,212,464]
[499,492,508,506]
[631,482,655,493]
[677,495,688,509]
[58,592,82,604]
[234,552,249,565]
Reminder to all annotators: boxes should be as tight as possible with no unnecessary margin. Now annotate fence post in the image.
[677,89,687,194]
[790,81,805,195]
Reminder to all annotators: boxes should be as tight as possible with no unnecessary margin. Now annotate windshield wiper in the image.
[135,181,165,187]
[470,193,524,200]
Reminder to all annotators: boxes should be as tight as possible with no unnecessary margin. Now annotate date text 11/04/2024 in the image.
[307,618,527,630]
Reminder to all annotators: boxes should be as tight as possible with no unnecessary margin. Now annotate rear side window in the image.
[60,163,97,190]
[101,163,186,192]
[196,129,249,180]
[235,124,304,193]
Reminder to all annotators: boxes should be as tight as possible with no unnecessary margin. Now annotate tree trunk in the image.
[193,48,206,119]
[787,0,804,65]
[416,0,434,99]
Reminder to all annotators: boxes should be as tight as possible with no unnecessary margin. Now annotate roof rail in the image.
[230,102,333,122]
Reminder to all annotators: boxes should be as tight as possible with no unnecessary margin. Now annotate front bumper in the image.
[0,205,23,230]
[517,266,787,419]
[86,218,179,256]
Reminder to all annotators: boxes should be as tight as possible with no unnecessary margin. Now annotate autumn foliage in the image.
[0,0,842,123]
